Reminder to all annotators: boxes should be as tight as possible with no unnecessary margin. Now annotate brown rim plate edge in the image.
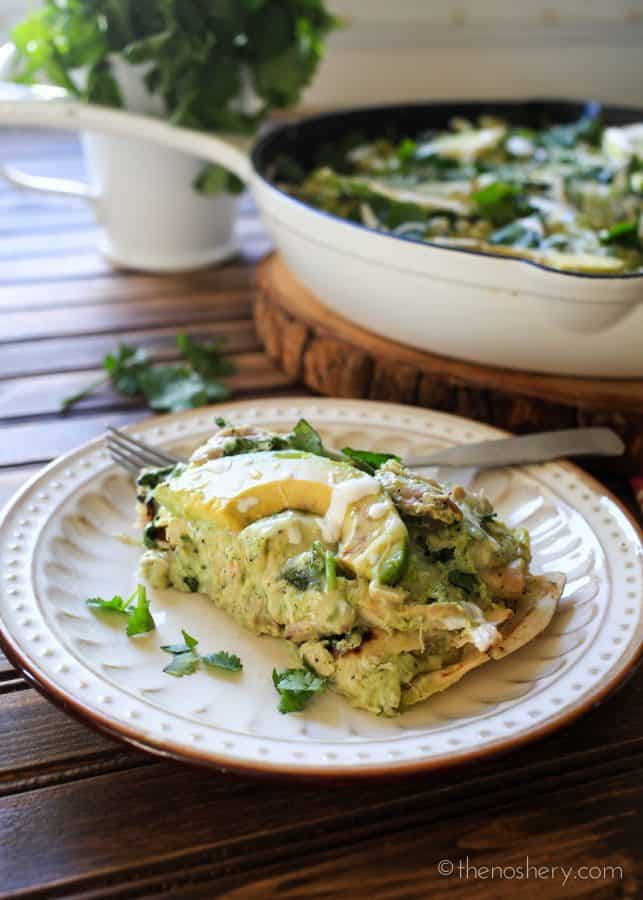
[0,401,641,780]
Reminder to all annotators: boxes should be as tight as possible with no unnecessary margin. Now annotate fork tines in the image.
[107,426,179,475]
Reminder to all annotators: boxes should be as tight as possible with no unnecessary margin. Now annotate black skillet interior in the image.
[251,98,642,180]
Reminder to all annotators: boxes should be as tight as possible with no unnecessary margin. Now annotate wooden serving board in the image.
[255,253,643,474]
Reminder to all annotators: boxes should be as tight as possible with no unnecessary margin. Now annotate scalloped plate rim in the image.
[0,398,641,779]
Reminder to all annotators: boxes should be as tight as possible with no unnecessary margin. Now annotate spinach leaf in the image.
[288,418,325,455]
[599,221,640,248]
[341,447,400,474]
[472,182,532,226]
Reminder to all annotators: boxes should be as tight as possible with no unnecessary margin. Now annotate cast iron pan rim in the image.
[250,97,643,282]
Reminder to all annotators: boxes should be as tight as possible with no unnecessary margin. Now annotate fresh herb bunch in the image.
[12,0,338,192]
[61,333,234,413]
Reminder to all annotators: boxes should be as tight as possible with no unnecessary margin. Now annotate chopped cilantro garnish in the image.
[272,667,327,713]
[215,416,227,428]
[202,651,243,673]
[86,594,129,614]
[86,585,155,637]
[183,575,200,593]
[125,585,156,636]
[61,334,234,413]
[163,649,200,677]
[162,629,199,677]
[161,632,242,678]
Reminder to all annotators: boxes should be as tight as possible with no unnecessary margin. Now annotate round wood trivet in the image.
[254,253,643,474]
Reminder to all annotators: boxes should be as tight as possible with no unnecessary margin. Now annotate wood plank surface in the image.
[0,127,641,900]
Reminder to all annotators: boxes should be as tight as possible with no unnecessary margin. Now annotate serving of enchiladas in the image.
[137,420,565,716]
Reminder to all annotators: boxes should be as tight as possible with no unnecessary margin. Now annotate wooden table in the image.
[1,130,641,900]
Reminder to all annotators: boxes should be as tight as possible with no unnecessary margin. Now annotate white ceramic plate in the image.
[1,399,642,778]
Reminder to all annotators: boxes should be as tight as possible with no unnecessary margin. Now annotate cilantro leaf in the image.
[60,335,234,412]
[86,585,155,637]
[193,165,245,196]
[103,344,149,396]
[137,365,230,413]
[341,447,400,474]
[176,333,236,379]
[161,631,242,678]
[161,629,199,677]
[12,1,338,199]
[86,594,128,614]
[162,630,198,654]
[202,651,243,672]
[272,667,327,714]
[125,585,156,636]
[163,650,200,677]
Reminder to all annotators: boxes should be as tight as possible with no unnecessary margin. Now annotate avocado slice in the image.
[154,450,409,584]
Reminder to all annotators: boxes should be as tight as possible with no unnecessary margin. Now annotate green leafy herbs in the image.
[287,418,325,455]
[125,585,157,636]
[161,629,200,676]
[136,465,177,489]
[599,220,640,248]
[193,164,244,196]
[220,419,334,461]
[472,182,532,226]
[162,631,243,678]
[272,667,327,713]
[143,523,165,549]
[86,585,156,636]
[447,570,478,594]
[201,651,243,673]
[282,542,326,591]
[324,550,337,591]
[61,333,234,413]
[341,447,400,475]
[12,1,338,193]
[538,112,602,149]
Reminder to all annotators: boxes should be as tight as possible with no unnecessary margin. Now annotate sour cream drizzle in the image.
[321,475,379,543]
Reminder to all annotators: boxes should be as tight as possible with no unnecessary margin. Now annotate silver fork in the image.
[106,425,624,475]
[107,426,181,476]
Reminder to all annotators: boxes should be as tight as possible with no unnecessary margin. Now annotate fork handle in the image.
[405,428,625,469]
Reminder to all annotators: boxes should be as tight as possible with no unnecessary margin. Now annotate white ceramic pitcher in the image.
[0,48,248,272]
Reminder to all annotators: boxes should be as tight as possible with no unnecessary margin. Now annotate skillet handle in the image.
[0,82,254,182]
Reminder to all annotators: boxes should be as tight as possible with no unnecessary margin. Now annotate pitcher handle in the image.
[0,82,253,183]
